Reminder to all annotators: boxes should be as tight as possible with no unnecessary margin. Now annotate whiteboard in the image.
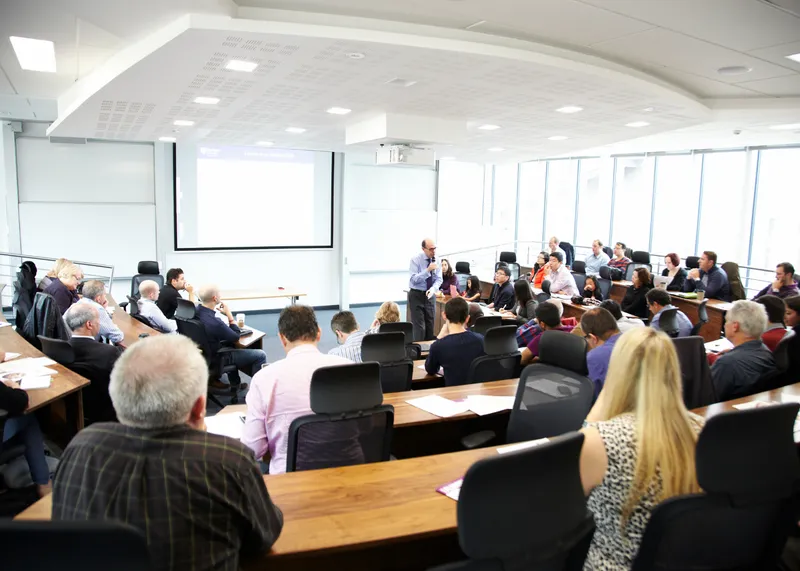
[19,203,157,277]
[347,209,438,272]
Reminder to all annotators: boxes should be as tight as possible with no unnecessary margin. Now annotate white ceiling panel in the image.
[747,40,800,72]
[734,73,800,96]
[642,66,769,98]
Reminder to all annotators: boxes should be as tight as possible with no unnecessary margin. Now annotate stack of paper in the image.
[465,395,515,416]
[205,413,246,440]
[436,478,463,501]
[20,377,51,390]
[497,438,550,454]
[3,352,20,362]
[406,395,471,417]
[705,338,734,354]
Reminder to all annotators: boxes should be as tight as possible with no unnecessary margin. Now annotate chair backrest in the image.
[499,251,516,264]
[721,261,746,301]
[473,315,502,336]
[599,265,623,282]
[496,261,521,281]
[658,308,681,338]
[751,329,797,393]
[0,520,152,570]
[572,260,586,274]
[378,322,413,345]
[37,335,76,365]
[573,272,586,293]
[501,318,519,328]
[466,325,521,385]
[361,332,413,393]
[685,255,700,269]
[455,261,471,274]
[130,261,163,298]
[624,247,634,259]
[12,261,37,329]
[507,364,594,443]
[286,362,393,472]
[596,277,612,300]
[633,404,800,571]
[449,433,595,570]
[538,330,589,376]
[536,292,551,304]
[690,299,709,336]
[773,328,796,372]
[632,250,651,265]
[671,336,717,409]
[559,242,575,266]
[175,298,197,320]
[175,316,216,364]
[602,246,613,259]
[21,292,70,349]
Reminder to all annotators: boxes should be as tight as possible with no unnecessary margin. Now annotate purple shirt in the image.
[587,333,622,399]
[753,282,800,300]
[439,274,459,294]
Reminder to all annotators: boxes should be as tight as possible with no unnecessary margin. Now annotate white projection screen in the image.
[175,144,334,250]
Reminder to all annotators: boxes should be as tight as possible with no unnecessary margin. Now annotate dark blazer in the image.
[621,284,653,319]
[196,305,241,354]
[489,281,515,311]
[662,267,688,292]
[42,279,79,314]
[69,337,124,422]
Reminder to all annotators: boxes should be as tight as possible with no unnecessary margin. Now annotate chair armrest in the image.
[461,430,497,450]
[118,301,129,313]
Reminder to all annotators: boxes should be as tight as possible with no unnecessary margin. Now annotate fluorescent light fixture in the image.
[556,105,583,114]
[158,136,176,143]
[643,107,654,112]
[173,120,194,126]
[488,147,505,152]
[285,127,306,134]
[9,36,56,72]
[326,107,351,115]
[225,60,258,72]
[787,53,800,63]
[438,156,456,161]
[478,124,501,130]
[256,141,274,146]
[548,135,568,141]
[626,121,650,128]
[770,123,800,130]
[717,65,751,76]
[194,96,220,105]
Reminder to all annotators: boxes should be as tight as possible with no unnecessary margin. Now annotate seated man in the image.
[243,305,354,474]
[683,250,731,301]
[137,280,177,333]
[197,285,267,388]
[52,335,283,569]
[545,252,579,296]
[64,304,124,422]
[43,262,82,314]
[580,308,622,399]
[328,310,365,362]
[753,262,799,300]
[599,299,645,333]
[646,288,693,337]
[585,239,610,276]
[75,280,124,344]
[755,295,788,352]
[487,266,515,310]
[157,267,196,320]
[548,236,567,261]
[426,297,485,386]
[711,300,775,400]
[607,242,632,273]
[515,298,577,347]
[521,301,575,365]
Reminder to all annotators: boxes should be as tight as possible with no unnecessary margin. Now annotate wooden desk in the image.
[558,297,637,323]
[412,359,443,383]
[223,288,306,306]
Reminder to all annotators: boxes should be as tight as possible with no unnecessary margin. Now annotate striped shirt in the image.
[52,423,283,571]
[328,330,366,362]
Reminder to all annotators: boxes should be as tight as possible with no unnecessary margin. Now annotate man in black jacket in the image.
[64,304,124,422]
[487,266,515,311]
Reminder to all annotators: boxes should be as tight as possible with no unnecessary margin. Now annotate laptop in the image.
[450,284,459,298]
[653,275,671,289]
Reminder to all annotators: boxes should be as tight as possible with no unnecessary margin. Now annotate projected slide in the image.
[175,145,334,249]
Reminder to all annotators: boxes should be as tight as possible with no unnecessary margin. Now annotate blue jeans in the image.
[3,414,50,485]
[231,349,267,378]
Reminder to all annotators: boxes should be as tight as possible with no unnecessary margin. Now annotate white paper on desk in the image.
[704,338,733,353]
[466,395,515,416]
[550,293,573,300]
[406,395,471,418]
[3,352,20,362]
[497,437,550,455]
[417,365,444,375]
[733,401,778,411]
[20,376,51,390]
[205,413,246,440]
[0,322,11,328]
[0,358,58,376]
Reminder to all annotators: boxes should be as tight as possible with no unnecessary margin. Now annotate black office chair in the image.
[559,242,575,267]
[12,260,37,329]
[571,260,586,274]
[465,325,521,386]
[124,295,153,328]
[286,362,393,472]
[750,329,797,394]
[455,262,471,291]
[20,292,70,349]
[596,277,612,301]
[599,265,623,282]
[626,251,651,281]
[624,247,634,259]
[685,256,700,270]
[658,308,681,338]
[632,404,800,571]
[361,332,413,393]
[690,299,709,336]
[175,298,197,320]
[501,318,519,328]
[671,336,717,409]
[602,246,613,259]
[538,330,589,376]
[0,520,152,570]
[379,321,421,360]
[473,316,502,336]
[495,252,521,281]
[119,261,164,314]
[431,433,595,571]
[573,272,586,293]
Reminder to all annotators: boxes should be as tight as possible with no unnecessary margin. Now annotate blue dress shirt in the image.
[584,252,610,276]
[409,252,443,292]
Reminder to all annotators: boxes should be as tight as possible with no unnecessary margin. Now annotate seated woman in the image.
[461,275,482,303]
[580,327,702,570]
[530,251,550,289]
[0,351,52,497]
[438,259,459,295]
[621,267,653,319]
[365,301,401,334]
[662,253,688,292]
[501,279,537,324]
[38,257,71,291]
[42,262,82,314]
[582,275,604,302]
[755,295,788,352]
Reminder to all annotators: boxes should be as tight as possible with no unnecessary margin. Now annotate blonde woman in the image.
[579,327,703,570]
[38,257,71,290]
[366,301,401,334]
[42,262,83,314]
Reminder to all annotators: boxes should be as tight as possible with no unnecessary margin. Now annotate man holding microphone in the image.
[408,238,443,341]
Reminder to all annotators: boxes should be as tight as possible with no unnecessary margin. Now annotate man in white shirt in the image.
[137,280,177,333]
[548,236,567,262]
[328,311,365,363]
[545,252,579,297]
[75,280,124,344]
[585,239,611,276]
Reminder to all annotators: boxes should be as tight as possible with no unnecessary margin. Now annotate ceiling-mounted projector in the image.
[375,145,436,167]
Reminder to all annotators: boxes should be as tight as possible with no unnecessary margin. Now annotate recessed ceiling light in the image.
[787,53,800,64]
[346,52,365,59]
[438,156,456,161]
[194,96,220,105]
[158,136,176,143]
[225,60,258,72]
[385,78,417,87]
[173,120,194,127]
[626,121,650,128]
[256,141,274,146]
[717,65,752,76]
[643,107,654,112]
[286,127,306,134]
[326,107,352,115]
[488,147,505,152]
[556,105,583,114]
[548,135,568,141]
[478,124,501,130]
[9,36,56,73]
[770,123,800,130]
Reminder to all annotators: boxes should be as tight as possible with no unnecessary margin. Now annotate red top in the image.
[762,327,788,352]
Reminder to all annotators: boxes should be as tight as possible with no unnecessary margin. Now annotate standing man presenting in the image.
[408,238,442,341]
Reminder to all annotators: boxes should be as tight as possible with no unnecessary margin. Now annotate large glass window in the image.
[611,156,655,252]
[517,162,546,253]
[696,151,755,265]
[650,154,702,260]
[544,159,578,244]
[437,161,486,253]
[575,158,613,248]
[492,164,518,244]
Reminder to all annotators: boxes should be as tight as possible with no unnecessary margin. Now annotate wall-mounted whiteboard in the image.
[347,209,438,272]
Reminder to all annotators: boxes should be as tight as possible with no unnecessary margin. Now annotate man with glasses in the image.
[487,266,515,311]
[580,307,622,400]
[408,238,443,341]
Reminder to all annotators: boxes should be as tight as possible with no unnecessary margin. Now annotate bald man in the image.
[408,238,443,341]
[137,280,177,333]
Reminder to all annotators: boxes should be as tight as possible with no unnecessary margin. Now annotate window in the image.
[491,164,518,244]
[575,158,613,248]
[611,156,655,252]
[650,154,702,260]
[544,159,578,244]
[437,161,486,253]
[517,162,546,253]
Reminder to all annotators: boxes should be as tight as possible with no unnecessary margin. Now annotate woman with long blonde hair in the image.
[579,327,703,570]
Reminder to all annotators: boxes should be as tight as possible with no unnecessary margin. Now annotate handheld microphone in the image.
[431,256,436,263]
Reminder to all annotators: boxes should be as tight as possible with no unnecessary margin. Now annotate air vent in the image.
[385,78,417,87]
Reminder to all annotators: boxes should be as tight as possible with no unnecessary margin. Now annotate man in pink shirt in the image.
[242,305,353,474]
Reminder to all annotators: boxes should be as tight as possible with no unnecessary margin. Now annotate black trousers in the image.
[408,289,435,341]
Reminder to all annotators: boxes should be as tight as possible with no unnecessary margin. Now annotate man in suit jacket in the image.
[64,304,124,422]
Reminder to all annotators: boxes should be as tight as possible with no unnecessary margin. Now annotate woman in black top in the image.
[501,279,538,324]
[582,275,604,302]
[462,275,482,302]
[621,267,653,319]
[662,252,688,292]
